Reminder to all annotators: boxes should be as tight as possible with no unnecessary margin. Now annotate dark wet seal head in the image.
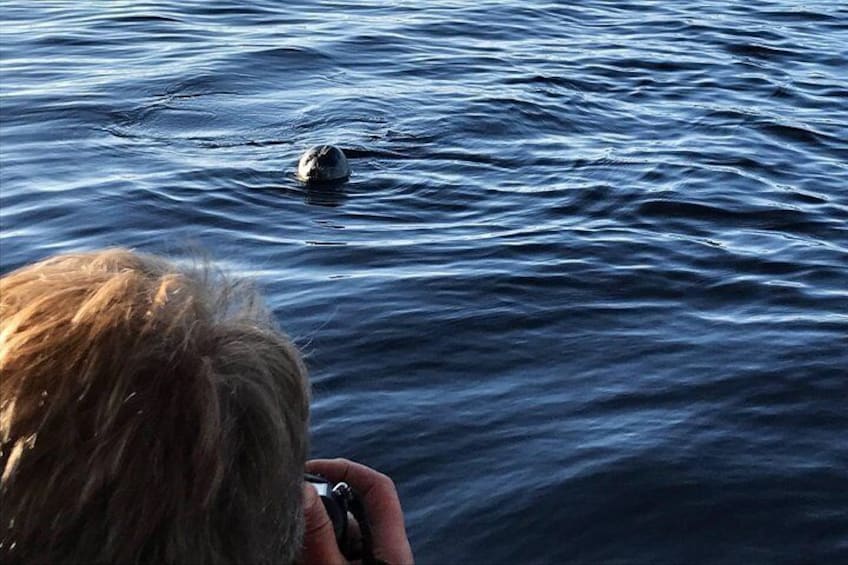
[297,145,351,183]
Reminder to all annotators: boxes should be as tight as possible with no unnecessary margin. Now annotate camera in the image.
[305,472,381,564]
[304,473,357,550]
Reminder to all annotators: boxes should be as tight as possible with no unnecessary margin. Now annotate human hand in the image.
[300,458,414,565]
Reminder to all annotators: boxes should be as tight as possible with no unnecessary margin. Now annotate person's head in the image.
[0,248,310,564]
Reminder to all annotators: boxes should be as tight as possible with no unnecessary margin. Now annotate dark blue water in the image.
[2,1,848,562]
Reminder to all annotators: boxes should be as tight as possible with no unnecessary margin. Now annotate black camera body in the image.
[304,473,356,548]
[305,473,379,563]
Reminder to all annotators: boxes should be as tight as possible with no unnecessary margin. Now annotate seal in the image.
[297,145,350,183]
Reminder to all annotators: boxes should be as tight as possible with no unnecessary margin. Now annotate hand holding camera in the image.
[301,459,414,565]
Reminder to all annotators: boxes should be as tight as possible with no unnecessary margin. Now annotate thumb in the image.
[300,483,348,565]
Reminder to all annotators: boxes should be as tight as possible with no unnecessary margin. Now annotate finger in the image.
[300,483,347,565]
[346,513,363,559]
[306,459,414,564]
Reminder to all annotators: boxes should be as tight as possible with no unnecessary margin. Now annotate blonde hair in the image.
[0,249,310,564]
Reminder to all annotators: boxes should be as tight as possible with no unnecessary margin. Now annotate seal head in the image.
[297,145,351,183]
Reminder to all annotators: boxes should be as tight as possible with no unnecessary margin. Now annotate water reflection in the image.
[303,179,347,208]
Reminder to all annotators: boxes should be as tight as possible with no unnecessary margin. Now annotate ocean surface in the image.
[2,1,847,562]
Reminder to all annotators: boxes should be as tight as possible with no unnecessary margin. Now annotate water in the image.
[2,1,847,562]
